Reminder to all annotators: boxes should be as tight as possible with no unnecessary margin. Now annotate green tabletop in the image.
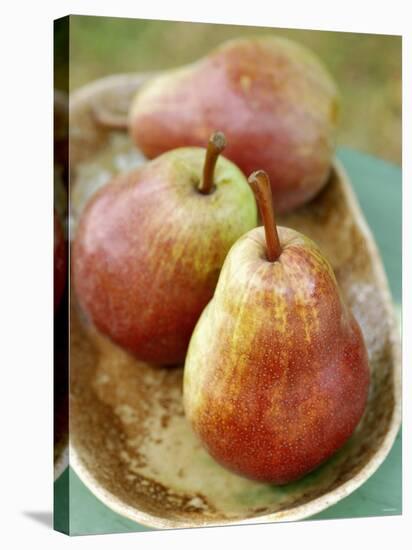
[54,147,402,535]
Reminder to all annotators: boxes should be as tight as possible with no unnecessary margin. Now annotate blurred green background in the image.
[62,15,401,164]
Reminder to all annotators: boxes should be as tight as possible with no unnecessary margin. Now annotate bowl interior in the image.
[69,75,400,529]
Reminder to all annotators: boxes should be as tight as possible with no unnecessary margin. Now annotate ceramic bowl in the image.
[68,74,401,529]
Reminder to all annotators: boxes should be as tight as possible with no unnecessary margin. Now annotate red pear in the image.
[183,171,369,483]
[73,133,257,365]
[129,37,339,213]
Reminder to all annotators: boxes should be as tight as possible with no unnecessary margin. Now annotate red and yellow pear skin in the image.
[72,147,257,365]
[129,37,339,213]
[183,226,369,484]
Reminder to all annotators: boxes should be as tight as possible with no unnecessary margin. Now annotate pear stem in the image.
[248,170,282,262]
[198,131,227,194]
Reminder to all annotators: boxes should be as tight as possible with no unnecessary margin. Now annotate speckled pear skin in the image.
[129,37,339,213]
[72,147,257,365]
[184,226,370,484]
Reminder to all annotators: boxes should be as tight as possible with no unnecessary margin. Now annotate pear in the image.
[73,133,257,365]
[183,170,369,483]
[129,36,339,213]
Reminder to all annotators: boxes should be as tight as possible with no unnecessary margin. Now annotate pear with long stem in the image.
[183,170,369,483]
